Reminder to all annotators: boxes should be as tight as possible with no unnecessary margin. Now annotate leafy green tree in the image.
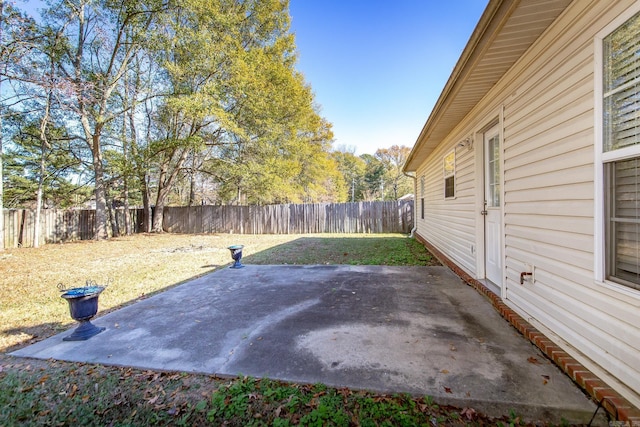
[295,120,347,203]
[121,48,166,233]
[0,2,42,249]
[148,108,205,231]
[2,114,87,209]
[144,0,284,224]
[2,0,338,238]
[157,0,335,209]
[332,146,366,202]
[37,0,168,239]
[210,70,339,205]
[1,4,95,245]
[375,145,413,200]
[360,153,385,201]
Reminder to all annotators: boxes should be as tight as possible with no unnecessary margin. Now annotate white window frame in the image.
[594,2,640,295]
[443,150,456,199]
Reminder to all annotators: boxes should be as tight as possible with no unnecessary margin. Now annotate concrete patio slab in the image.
[12,265,602,424]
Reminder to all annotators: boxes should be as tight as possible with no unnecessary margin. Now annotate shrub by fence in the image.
[2,200,413,249]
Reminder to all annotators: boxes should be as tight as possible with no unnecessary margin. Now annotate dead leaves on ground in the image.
[461,406,478,420]
[526,356,553,385]
[1,356,540,426]
[527,356,542,365]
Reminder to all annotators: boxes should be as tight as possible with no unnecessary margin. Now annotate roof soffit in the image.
[405,0,573,172]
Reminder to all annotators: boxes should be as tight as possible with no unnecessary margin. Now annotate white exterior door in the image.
[484,125,503,286]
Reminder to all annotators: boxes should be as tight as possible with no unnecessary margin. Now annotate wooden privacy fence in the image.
[2,208,145,249]
[163,201,414,234]
[2,201,413,248]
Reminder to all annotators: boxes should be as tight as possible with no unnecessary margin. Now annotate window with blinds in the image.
[606,159,640,289]
[603,10,640,289]
[603,11,640,152]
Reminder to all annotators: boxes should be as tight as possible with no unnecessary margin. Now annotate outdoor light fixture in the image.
[457,137,473,150]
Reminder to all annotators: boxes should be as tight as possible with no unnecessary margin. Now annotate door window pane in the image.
[487,135,501,207]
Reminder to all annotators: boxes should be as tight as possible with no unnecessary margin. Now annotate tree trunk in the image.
[143,194,151,233]
[188,154,198,206]
[152,147,190,232]
[123,177,131,235]
[142,174,152,233]
[0,0,5,251]
[152,197,165,232]
[152,165,173,232]
[91,134,109,240]
[122,65,136,235]
[34,151,46,248]
[0,117,4,250]
[188,170,195,207]
[121,106,131,235]
[105,184,119,237]
[35,72,54,248]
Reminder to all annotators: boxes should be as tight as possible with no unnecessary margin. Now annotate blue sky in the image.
[289,1,488,154]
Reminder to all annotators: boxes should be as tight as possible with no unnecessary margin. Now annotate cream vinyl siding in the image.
[415,0,640,405]
[498,0,640,404]
[417,140,477,276]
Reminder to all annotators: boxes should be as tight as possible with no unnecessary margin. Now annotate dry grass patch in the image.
[0,233,300,352]
[0,233,436,352]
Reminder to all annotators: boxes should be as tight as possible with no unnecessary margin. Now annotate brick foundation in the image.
[415,233,640,422]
